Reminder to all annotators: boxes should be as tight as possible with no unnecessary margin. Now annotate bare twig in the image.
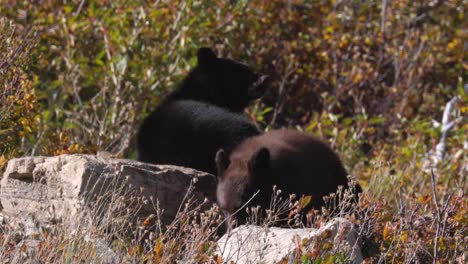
[74,0,86,17]
[430,169,440,264]
[269,59,295,126]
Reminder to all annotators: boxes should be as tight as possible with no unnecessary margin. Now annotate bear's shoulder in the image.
[161,47,268,112]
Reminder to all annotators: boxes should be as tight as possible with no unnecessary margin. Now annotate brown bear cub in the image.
[215,129,359,230]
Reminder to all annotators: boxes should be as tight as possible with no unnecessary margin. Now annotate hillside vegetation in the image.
[0,1,466,263]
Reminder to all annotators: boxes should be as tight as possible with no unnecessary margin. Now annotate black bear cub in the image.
[215,129,359,230]
[137,48,269,175]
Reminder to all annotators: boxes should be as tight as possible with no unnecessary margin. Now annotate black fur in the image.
[137,48,268,174]
[161,47,268,112]
[138,100,260,174]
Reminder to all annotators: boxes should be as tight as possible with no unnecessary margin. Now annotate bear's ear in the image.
[248,75,270,99]
[248,147,270,175]
[215,149,230,179]
[197,47,217,69]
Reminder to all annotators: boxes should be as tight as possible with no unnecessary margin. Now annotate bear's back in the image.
[232,129,349,207]
[137,100,260,173]
[232,130,344,172]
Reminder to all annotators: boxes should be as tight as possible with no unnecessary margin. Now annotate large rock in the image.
[216,218,363,264]
[0,155,217,228]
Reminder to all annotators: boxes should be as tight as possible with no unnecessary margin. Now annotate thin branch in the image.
[74,0,86,17]
[430,169,440,264]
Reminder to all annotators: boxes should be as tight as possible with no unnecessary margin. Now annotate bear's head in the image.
[183,47,269,112]
[215,147,273,230]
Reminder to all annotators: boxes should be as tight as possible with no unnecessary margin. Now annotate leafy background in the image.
[0,0,466,262]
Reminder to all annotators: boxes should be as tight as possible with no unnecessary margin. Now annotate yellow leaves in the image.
[364,36,372,46]
[320,51,330,61]
[447,38,461,51]
[19,117,28,127]
[461,105,468,114]
[128,245,142,257]
[25,93,35,101]
[0,155,6,170]
[322,242,333,250]
[347,64,365,85]
[323,256,336,264]
[153,237,164,260]
[142,214,155,227]
[67,144,79,153]
[338,34,350,48]
[437,237,447,251]
[417,195,432,204]
[382,222,395,241]
[299,195,312,209]
[1,47,38,155]
[400,231,409,243]
[375,31,384,44]
[453,203,468,226]
[353,72,363,83]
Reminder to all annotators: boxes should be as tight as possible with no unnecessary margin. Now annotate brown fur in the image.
[215,129,357,228]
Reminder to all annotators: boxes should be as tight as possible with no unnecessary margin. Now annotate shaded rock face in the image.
[0,155,217,228]
[216,218,363,264]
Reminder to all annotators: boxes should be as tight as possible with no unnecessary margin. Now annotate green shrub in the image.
[0,18,37,161]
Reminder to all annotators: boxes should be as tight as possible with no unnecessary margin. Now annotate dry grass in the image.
[0,155,466,264]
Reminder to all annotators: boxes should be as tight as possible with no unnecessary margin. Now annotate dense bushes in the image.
[1,0,465,157]
[0,18,37,159]
[0,0,466,262]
